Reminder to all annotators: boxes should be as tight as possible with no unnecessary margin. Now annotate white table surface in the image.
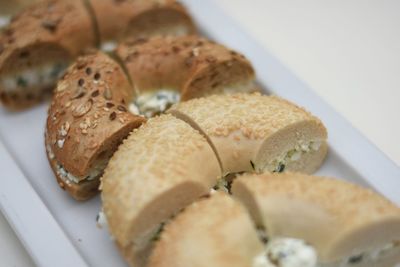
[1,0,399,266]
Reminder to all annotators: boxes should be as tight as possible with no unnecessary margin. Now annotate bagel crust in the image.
[0,0,97,110]
[46,51,145,200]
[115,35,256,116]
[101,114,220,266]
[88,0,196,43]
[232,173,400,264]
[169,93,328,175]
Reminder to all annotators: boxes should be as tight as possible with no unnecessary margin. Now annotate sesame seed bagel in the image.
[169,93,328,176]
[0,0,97,110]
[46,51,145,200]
[148,192,264,267]
[115,36,256,116]
[232,173,400,266]
[88,0,196,44]
[101,114,220,266]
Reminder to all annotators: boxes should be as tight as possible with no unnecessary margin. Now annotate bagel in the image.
[101,114,220,267]
[88,0,196,46]
[0,0,196,110]
[45,51,145,200]
[232,173,400,267]
[115,35,256,117]
[0,0,97,110]
[148,192,264,267]
[169,93,328,176]
[147,173,400,267]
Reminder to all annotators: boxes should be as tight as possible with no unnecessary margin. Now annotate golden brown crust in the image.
[169,93,328,175]
[46,51,145,200]
[115,35,255,98]
[148,192,264,267]
[232,173,400,262]
[0,0,97,109]
[87,0,196,43]
[101,114,221,265]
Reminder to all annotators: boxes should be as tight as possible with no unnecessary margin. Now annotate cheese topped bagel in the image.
[232,173,400,267]
[147,174,400,267]
[116,35,256,117]
[101,114,220,267]
[46,51,145,200]
[169,93,328,176]
[88,0,196,46]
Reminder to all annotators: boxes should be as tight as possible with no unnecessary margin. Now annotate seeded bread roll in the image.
[169,93,328,176]
[115,35,256,117]
[232,173,400,266]
[46,51,145,200]
[0,0,96,110]
[148,192,264,267]
[101,114,220,267]
[88,0,196,43]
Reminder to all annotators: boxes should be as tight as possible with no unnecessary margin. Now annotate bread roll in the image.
[46,51,145,200]
[232,173,400,266]
[101,114,220,266]
[0,0,97,110]
[169,93,328,176]
[116,35,256,117]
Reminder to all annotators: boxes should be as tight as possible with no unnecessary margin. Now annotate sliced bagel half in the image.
[0,0,97,110]
[169,93,328,176]
[46,51,145,200]
[148,192,264,267]
[87,0,196,45]
[101,114,220,267]
[115,35,257,117]
[232,173,400,267]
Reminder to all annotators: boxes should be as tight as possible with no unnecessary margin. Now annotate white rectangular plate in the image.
[0,1,399,267]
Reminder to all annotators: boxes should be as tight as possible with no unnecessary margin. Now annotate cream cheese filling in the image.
[253,235,399,267]
[1,62,67,92]
[129,90,180,118]
[262,140,323,173]
[0,15,10,29]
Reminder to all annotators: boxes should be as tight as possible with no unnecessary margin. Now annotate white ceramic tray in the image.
[0,1,399,267]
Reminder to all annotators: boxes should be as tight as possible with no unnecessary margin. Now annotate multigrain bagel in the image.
[101,114,220,267]
[101,93,330,266]
[116,35,256,117]
[147,173,400,267]
[46,51,145,200]
[88,0,196,45]
[169,93,328,176]
[0,0,196,110]
[46,36,255,200]
[0,0,96,110]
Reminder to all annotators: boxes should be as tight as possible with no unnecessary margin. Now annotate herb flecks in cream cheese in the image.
[1,63,67,92]
[253,238,318,267]
[129,90,180,118]
[263,140,322,173]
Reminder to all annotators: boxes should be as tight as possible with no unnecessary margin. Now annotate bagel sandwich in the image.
[115,35,257,117]
[0,0,97,110]
[88,0,196,50]
[169,93,328,177]
[101,114,220,267]
[232,173,400,267]
[46,51,145,200]
[148,173,400,267]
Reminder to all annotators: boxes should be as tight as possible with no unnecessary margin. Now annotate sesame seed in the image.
[78,79,85,86]
[109,112,117,121]
[94,73,101,80]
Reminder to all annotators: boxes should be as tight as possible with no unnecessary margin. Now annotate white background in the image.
[1,0,399,266]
